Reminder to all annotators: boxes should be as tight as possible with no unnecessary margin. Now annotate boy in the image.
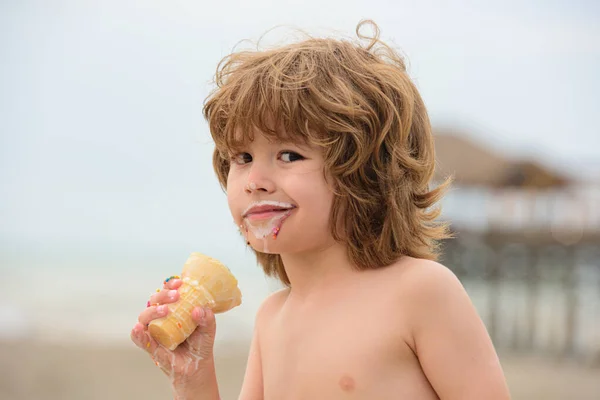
[131,20,511,399]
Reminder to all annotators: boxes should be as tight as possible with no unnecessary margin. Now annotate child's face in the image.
[227,130,335,254]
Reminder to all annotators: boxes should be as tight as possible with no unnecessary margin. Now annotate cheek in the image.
[293,176,334,221]
[226,173,245,216]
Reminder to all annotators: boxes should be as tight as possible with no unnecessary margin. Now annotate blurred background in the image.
[1,0,598,399]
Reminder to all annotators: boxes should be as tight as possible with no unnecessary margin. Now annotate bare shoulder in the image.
[384,257,473,337]
[387,258,511,398]
[389,257,465,300]
[255,287,290,325]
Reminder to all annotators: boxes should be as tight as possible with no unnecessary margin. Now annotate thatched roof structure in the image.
[433,132,570,188]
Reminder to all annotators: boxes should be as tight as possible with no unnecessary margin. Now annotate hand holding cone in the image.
[148,252,242,350]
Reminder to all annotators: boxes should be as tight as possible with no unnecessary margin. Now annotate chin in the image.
[247,238,281,254]
[247,233,305,255]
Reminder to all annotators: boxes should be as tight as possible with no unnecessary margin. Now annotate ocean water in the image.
[1,241,598,357]
[0,241,281,347]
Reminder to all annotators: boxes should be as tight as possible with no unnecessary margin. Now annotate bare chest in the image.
[260,286,437,400]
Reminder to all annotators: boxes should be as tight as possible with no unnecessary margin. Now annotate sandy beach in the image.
[1,339,598,400]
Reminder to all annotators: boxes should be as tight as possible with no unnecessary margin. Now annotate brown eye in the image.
[232,153,252,165]
[279,151,304,163]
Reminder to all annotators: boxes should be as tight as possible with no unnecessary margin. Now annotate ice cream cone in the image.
[148,252,242,350]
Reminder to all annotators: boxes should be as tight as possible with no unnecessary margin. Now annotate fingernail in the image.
[168,290,178,299]
[157,305,167,314]
[198,308,207,326]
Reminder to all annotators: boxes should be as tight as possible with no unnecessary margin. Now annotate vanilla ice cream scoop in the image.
[148,252,242,350]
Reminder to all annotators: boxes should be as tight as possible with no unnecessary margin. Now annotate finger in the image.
[130,323,145,348]
[148,288,180,306]
[163,278,182,290]
[139,329,176,369]
[131,323,157,351]
[191,306,215,328]
[131,324,165,355]
[133,329,176,374]
[186,307,217,359]
[131,324,177,378]
[138,304,169,327]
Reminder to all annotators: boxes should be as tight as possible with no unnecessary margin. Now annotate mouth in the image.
[242,201,296,221]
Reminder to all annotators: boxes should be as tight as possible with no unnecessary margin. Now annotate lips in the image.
[242,201,296,220]
[246,209,293,221]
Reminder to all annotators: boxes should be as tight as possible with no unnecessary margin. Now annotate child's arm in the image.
[238,327,264,399]
[238,288,288,400]
[404,261,511,399]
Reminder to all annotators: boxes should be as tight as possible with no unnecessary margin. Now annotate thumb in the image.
[185,307,217,359]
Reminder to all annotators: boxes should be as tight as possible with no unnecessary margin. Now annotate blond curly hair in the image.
[203,20,453,286]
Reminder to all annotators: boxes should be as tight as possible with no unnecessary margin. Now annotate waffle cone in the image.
[148,252,242,350]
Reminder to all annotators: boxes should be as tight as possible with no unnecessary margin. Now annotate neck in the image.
[279,241,357,300]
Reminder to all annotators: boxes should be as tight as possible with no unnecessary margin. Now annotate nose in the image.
[245,161,276,194]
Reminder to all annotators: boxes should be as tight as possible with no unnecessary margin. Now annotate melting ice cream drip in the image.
[241,200,294,253]
[150,335,205,393]
[245,221,274,253]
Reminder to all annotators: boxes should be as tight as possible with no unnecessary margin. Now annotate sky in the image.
[1,0,599,250]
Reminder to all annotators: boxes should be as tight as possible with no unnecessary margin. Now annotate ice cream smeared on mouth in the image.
[242,200,295,253]
[242,200,295,220]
